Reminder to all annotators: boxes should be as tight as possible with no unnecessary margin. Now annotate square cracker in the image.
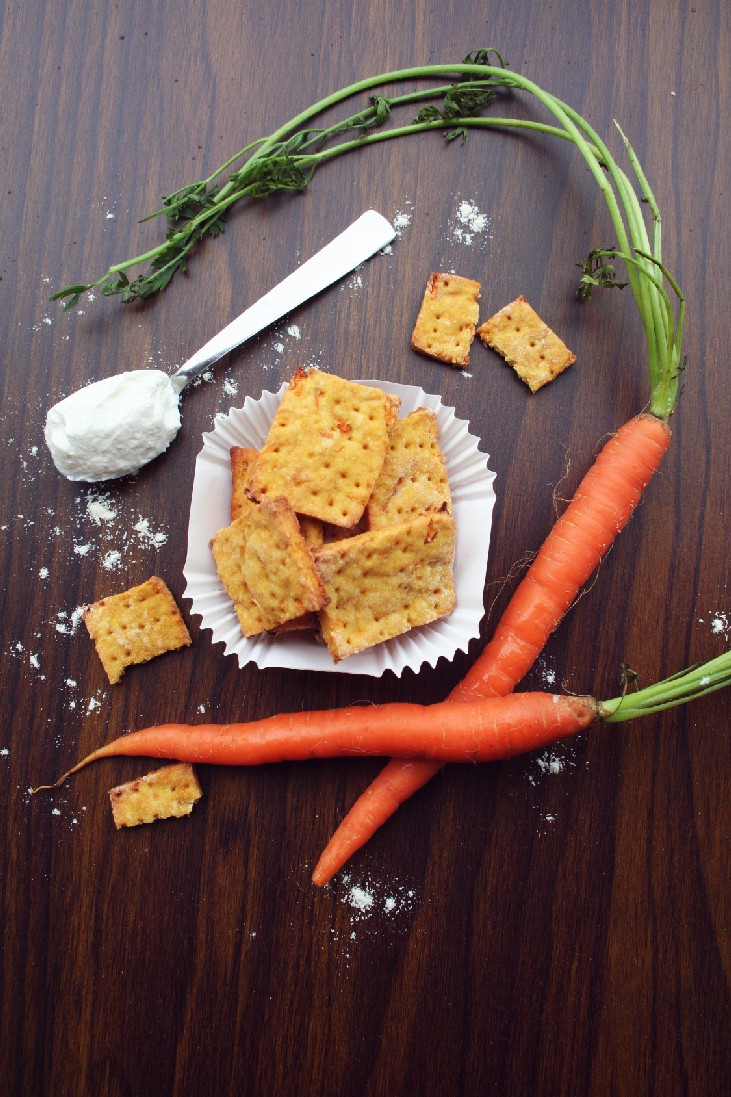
[411,272,481,367]
[477,295,576,392]
[366,408,451,530]
[109,763,202,829]
[246,368,396,528]
[210,496,327,635]
[313,512,457,661]
[83,576,192,685]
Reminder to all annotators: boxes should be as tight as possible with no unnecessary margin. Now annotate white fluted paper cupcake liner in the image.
[183,380,496,677]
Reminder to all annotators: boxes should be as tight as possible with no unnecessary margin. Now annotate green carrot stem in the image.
[600,651,731,722]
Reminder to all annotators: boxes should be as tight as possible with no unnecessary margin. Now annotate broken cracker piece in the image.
[367,408,451,530]
[211,496,327,635]
[313,512,456,661]
[411,272,481,367]
[109,763,202,829]
[246,368,395,527]
[477,295,576,392]
[83,576,192,685]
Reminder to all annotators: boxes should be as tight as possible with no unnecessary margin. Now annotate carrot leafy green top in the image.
[51,51,684,418]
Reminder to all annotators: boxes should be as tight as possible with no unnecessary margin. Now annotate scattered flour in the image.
[54,608,84,635]
[537,751,564,776]
[133,517,168,550]
[339,872,418,927]
[698,611,731,643]
[85,493,118,526]
[450,198,492,247]
[392,200,414,237]
[528,744,577,787]
[347,885,374,913]
[102,549,122,571]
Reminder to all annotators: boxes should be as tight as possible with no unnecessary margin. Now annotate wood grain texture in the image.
[1,1,729,1095]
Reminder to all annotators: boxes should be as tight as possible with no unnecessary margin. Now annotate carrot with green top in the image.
[313,95,685,886]
[34,653,731,792]
[311,414,672,885]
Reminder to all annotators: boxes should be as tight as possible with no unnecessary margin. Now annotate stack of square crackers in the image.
[210,368,457,662]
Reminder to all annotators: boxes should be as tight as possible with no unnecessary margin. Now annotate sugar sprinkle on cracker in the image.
[83,576,191,685]
[411,272,481,367]
[108,763,202,829]
[477,295,576,392]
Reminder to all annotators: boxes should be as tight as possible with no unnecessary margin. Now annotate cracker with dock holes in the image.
[83,576,191,685]
[313,512,457,661]
[231,444,324,550]
[109,763,202,829]
[246,368,397,528]
[366,408,451,530]
[210,496,327,635]
[477,295,576,392]
[411,272,481,367]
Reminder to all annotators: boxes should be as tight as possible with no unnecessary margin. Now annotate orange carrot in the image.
[312,413,671,885]
[35,693,598,791]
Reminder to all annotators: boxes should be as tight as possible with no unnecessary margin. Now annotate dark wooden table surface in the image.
[2,2,729,1095]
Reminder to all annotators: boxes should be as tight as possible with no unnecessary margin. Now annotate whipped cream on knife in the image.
[45,370,183,482]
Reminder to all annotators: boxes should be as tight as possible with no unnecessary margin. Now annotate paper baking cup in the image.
[183,380,496,677]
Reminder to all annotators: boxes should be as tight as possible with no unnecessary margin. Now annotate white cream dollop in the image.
[45,370,182,482]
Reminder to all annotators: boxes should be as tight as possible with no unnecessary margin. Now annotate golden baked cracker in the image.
[313,512,457,661]
[211,497,327,635]
[211,515,269,636]
[477,295,576,392]
[230,446,259,521]
[83,576,192,685]
[243,497,328,626]
[366,408,451,530]
[246,368,396,527]
[411,272,481,367]
[109,763,202,829]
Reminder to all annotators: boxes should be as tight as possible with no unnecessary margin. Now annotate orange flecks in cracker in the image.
[109,763,202,829]
[411,272,481,367]
[83,576,191,685]
[477,295,576,392]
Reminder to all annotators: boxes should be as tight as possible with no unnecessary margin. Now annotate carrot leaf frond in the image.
[576,248,629,300]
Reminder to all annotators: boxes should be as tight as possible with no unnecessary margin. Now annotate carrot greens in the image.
[50,50,684,416]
